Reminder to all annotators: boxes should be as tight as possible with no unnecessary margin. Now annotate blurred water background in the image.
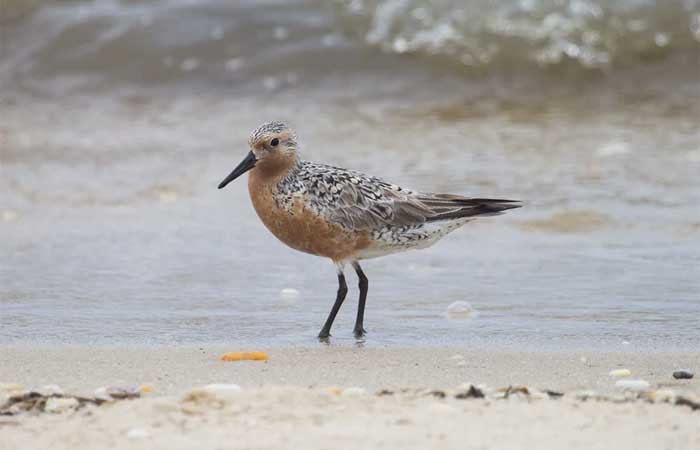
[1,0,699,349]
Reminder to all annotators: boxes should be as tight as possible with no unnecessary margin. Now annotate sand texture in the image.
[1,347,698,450]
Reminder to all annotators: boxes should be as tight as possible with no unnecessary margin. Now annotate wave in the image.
[333,0,700,70]
[0,0,698,95]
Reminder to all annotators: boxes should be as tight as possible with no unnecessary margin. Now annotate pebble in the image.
[615,379,650,391]
[673,370,694,380]
[44,397,79,413]
[201,384,242,394]
[445,301,477,319]
[126,428,151,439]
[93,387,111,401]
[609,369,632,378]
[596,140,631,157]
[158,189,178,203]
[341,387,367,397]
[279,288,300,303]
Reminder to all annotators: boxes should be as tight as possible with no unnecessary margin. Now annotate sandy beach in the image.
[2,1,699,449]
[1,347,698,450]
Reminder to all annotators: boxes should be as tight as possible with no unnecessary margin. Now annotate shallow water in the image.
[1,0,699,350]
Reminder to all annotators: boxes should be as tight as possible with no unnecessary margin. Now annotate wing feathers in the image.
[301,162,520,231]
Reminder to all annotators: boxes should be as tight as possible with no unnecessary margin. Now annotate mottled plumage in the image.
[274,161,520,259]
[218,121,521,339]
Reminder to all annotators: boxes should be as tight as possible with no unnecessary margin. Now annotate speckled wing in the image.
[329,177,431,230]
[299,162,520,231]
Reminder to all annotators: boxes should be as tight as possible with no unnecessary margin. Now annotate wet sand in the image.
[1,347,698,450]
[2,346,699,395]
[2,2,699,448]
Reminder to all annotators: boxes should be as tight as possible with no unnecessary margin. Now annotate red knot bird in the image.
[218,121,521,339]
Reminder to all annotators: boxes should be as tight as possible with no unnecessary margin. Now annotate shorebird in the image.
[218,121,521,339]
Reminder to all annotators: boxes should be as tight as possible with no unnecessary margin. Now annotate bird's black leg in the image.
[352,261,368,337]
[318,270,348,339]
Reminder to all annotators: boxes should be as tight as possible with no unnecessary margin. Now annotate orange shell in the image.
[220,351,269,362]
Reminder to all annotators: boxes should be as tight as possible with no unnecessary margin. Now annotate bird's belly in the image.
[355,218,472,260]
[249,187,370,262]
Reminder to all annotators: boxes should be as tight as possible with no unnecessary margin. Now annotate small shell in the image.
[615,379,650,391]
[279,288,300,304]
[94,386,140,400]
[445,301,478,319]
[106,386,141,399]
[126,428,151,439]
[201,384,242,393]
[609,369,631,378]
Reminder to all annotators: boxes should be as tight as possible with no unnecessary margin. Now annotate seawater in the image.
[1,0,699,349]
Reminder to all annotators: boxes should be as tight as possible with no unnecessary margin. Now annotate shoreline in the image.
[1,346,698,450]
[2,346,697,396]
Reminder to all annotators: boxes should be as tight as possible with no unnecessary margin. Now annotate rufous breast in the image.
[248,172,370,262]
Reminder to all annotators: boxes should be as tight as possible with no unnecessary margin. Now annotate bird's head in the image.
[218,121,298,189]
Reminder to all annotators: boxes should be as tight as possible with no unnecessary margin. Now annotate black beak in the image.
[218,151,257,189]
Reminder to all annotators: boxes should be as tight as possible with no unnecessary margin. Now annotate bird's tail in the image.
[417,194,522,222]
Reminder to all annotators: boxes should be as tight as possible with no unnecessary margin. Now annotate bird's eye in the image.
[270,138,279,147]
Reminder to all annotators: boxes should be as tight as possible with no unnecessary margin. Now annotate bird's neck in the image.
[249,153,300,188]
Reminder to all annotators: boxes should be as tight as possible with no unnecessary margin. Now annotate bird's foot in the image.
[353,328,367,338]
[318,330,331,341]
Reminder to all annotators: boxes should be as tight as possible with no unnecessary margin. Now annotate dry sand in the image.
[1,347,698,450]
